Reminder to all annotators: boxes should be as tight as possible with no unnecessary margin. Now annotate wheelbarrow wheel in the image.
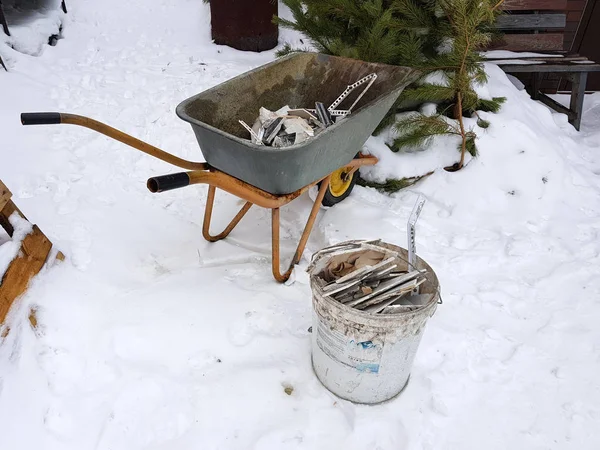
[319,165,359,207]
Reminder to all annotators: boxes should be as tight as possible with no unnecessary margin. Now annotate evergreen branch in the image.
[491,0,505,12]
[357,171,434,193]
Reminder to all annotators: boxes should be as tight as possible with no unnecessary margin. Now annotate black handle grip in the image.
[147,172,191,193]
[21,112,62,125]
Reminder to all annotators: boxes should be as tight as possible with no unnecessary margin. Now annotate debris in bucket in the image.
[307,240,431,315]
[238,73,377,147]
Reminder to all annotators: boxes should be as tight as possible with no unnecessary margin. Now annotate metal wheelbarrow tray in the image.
[20,53,417,282]
[177,53,416,194]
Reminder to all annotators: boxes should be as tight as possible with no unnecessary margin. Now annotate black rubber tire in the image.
[319,169,358,207]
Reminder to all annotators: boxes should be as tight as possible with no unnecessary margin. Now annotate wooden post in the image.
[530,72,542,100]
[0,0,10,36]
[569,72,587,131]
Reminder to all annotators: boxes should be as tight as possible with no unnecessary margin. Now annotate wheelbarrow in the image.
[20,53,417,282]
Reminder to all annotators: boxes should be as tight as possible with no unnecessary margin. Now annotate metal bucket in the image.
[309,242,439,404]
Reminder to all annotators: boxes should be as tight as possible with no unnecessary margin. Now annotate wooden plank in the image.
[0,199,24,236]
[503,0,567,11]
[567,10,583,21]
[496,13,566,29]
[537,92,575,117]
[498,62,600,72]
[486,55,588,61]
[0,180,11,211]
[565,0,587,13]
[0,225,52,323]
[492,33,565,51]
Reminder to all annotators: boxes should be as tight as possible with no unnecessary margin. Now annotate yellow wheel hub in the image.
[329,168,353,197]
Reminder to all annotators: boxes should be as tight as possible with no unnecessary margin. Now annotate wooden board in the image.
[0,179,65,325]
[503,0,567,10]
[496,13,566,29]
[0,225,53,323]
[0,180,11,211]
[0,198,23,236]
[491,33,565,51]
[498,62,600,72]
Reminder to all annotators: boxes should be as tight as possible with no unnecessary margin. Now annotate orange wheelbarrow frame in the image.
[20,112,378,282]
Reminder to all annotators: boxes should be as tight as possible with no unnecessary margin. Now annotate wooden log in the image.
[0,225,53,323]
[503,0,567,10]
[491,33,565,51]
[496,13,566,29]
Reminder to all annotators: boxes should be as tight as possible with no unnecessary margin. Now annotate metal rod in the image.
[59,114,208,170]
[271,175,331,282]
[21,112,207,170]
[178,155,378,209]
[202,185,253,242]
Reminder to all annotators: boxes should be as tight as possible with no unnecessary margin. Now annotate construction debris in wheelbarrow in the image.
[239,73,377,148]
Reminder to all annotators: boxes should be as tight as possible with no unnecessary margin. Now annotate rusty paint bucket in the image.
[210,0,278,52]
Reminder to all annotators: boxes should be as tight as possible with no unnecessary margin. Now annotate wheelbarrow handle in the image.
[19,112,207,171]
[147,172,191,193]
[21,112,62,125]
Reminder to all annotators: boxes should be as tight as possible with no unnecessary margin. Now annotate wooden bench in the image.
[490,55,600,130]
[493,0,568,52]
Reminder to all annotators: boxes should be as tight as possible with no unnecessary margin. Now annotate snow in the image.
[1,1,600,449]
[0,213,33,279]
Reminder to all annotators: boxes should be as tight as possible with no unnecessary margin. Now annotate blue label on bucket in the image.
[356,362,380,373]
[316,321,384,375]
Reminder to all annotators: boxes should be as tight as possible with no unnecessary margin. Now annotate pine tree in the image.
[393,0,506,171]
[275,0,440,65]
[277,0,507,177]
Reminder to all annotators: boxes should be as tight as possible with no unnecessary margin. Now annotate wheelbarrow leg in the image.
[271,175,331,282]
[202,185,253,242]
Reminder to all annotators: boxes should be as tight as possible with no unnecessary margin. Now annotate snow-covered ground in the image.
[1,1,600,449]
